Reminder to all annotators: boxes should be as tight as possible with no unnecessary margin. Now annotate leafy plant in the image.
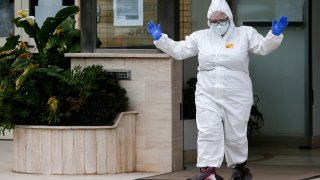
[248,95,264,135]
[0,6,128,135]
[62,65,129,126]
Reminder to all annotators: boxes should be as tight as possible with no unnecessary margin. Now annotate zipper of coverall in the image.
[216,41,227,116]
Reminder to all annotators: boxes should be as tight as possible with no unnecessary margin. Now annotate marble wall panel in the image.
[70,55,183,173]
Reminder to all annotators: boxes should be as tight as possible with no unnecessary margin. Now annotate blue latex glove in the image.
[272,16,289,36]
[147,21,162,40]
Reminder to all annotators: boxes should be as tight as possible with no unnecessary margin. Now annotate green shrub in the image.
[62,65,129,126]
[0,6,129,135]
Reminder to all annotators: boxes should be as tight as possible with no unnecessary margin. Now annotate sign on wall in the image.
[113,0,143,26]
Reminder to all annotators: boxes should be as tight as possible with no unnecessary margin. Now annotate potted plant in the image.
[248,95,264,135]
[0,6,136,175]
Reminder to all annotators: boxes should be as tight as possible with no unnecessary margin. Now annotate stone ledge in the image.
[65,52,171,58]
[14,111,138,130]
[13,112,137,175]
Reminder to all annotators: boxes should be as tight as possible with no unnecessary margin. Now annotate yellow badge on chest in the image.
[226,44,234,48]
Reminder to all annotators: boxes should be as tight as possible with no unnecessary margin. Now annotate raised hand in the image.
[272,16,289,36]
[147,21,162,40]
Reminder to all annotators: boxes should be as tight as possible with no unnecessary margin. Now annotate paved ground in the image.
[141,146,320,180]
[139,163,320,180]
[1,140,320,180]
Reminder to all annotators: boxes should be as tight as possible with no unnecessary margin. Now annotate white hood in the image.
[207,0,233,20]
[207,0,235,29]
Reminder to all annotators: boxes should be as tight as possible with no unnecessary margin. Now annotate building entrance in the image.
[182,0,313,164]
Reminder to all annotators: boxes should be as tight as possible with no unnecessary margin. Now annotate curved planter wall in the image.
[13,111,138,175]
[67,53,184,172]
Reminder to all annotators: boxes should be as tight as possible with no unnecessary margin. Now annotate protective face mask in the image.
[210,21,230,36]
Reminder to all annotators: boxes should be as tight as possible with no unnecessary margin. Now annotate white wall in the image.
[70,54,184,172]
[312,0,320,136]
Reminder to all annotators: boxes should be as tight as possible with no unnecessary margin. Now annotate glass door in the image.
[182,0,309,151]
[183,0,211,153]
[231,0,308,146]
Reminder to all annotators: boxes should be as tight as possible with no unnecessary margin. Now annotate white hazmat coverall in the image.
[154,0,283,168]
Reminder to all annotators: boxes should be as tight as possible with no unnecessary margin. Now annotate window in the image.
[80,0,179,52]
[0,0,14,45]
[97,0,156,48]
[231,0,304,26]
[29,0,75,27]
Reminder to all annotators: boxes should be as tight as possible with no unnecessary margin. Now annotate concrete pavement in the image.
[139,163,320,180]
[1,140,320,180]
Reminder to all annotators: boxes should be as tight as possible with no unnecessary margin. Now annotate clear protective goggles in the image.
[208,17,229,27]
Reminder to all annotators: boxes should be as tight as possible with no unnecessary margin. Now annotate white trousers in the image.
[196,107,249,168]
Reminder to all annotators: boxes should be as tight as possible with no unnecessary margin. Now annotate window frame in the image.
[2,1,78,49]
[80,0,179,53]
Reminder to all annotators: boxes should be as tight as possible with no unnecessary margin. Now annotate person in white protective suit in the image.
[147,0,288,179]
